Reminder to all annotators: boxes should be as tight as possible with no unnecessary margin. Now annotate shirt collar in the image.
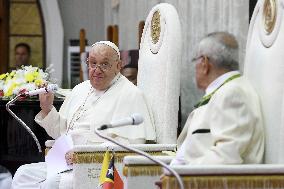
[205,71,240,96]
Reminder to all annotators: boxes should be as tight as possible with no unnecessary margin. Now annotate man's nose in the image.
[93,66,103,73]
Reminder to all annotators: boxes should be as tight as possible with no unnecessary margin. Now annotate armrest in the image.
[124,155,174,165]
[164,164,284,175]
[71,144,176,189]
[73,144,177,153]
[72,144,176,164]
[161,164,284,189]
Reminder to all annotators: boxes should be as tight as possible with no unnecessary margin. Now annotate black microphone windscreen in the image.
[98,125,108,130]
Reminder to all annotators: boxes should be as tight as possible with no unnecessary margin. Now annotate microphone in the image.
[94,120,185,189]
[98,113,144,130]
[24,84,58,96]
[6,94,43,153]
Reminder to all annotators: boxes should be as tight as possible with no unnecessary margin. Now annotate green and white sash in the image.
[194,74,241,109]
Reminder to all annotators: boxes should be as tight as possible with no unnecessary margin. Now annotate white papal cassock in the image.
[11,73,156,189]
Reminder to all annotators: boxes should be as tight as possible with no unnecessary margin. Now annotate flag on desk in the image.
[99,150,123,189]
[99,150,111,185]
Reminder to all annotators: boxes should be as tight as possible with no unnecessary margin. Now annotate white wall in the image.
[40,0,64,87]
[57,0,105,87]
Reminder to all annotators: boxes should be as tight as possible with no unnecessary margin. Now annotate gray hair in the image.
[196,32,239,71]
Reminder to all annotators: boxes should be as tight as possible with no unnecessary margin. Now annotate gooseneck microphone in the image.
[98,113,144,130]
[24,84,58,96]
[6,94,42,153]
[95,113,184,189]
[5,84,58,154]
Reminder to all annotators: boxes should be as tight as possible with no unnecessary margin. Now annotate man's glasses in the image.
[86,59,112,71]
[191,56,202,64]
[191,55,208,64]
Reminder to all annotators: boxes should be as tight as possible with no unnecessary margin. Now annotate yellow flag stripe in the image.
[99,150,110,184]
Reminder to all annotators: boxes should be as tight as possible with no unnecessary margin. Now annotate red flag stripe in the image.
[103,182,114,189]
[114,168,123,189]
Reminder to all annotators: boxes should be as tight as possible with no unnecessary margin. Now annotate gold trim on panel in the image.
[162,175,284,189]
[73,151,167,164]
[151,11,161,44]
[263,0,277,34]
[123,165,162,177]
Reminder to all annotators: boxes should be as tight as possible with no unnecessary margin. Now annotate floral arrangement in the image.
[0,65,53,99]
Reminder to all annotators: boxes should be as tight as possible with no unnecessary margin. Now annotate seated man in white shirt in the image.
[171,32,264,165]
[11,41,156,189]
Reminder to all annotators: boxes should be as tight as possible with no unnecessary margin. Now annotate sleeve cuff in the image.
[35,106,57,128]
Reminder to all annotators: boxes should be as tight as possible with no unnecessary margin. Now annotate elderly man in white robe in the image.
[11,41,156,188]
[171,32,264,165]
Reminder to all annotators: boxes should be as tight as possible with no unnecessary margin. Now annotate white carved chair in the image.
[121,3,182,188]
[137,3,182,144]
[160,0,284,188]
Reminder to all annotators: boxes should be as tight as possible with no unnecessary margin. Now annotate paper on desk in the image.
[45,134,73,178]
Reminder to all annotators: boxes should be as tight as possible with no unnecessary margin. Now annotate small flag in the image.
[99,150,111,186]
[99,151,124,189]
[103,156,114,189]
[113,164,123,189]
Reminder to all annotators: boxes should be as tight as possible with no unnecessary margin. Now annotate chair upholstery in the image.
[160,0,284,188]
[137,3,182,144]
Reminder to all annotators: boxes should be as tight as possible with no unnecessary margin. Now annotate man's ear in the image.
[117,60,122,70]
[202,56,210,75]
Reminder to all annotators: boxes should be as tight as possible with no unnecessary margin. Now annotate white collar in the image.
[205,71,240,96]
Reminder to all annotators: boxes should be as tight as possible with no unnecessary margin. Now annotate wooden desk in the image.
[0,97,63,175]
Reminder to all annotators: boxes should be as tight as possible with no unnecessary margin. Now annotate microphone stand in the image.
[95,128,184,189]
[6,94,42,153]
